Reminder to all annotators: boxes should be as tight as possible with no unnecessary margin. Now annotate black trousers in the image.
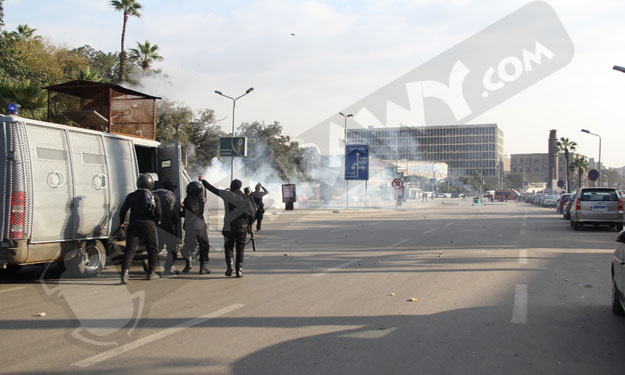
[182,217,210,262]
[123,220,159,273]
[223,230,247,268]
[255,209,264,231]
[158,221,180,270]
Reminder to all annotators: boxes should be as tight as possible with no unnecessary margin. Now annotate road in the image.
[1,199,624,374]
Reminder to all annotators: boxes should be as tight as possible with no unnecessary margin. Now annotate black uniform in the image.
[251,185,268,231]
[180,194,210,264]
[120,189,162,274]
[153,188,181,273]
[201,180,255,275]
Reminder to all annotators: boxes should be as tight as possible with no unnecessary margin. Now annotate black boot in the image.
[225,257,233,277]
[235,264,243,278]
[182,259,192,273]
[199,261,210,274]
[121,269,130,284]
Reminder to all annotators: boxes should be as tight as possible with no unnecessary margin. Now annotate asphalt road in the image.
[1,199,624,374]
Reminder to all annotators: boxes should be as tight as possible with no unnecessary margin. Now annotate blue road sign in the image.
[345,145,369,180]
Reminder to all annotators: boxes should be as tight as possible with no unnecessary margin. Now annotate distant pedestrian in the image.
[180,181,211,275]
[153,181,181,275]
[119,174,162,284]
[251,183,268,232]
[199,177,255,278]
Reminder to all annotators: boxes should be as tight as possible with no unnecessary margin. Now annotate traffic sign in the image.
[345,145,369,180]
[557,179,565,188]
[391,178,403,190]
[588,169,599,181]
[219,137,247,157]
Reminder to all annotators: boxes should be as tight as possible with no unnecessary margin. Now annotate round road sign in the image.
[557,180,565,188]
[588,169,599,181]
[391,178,403,190]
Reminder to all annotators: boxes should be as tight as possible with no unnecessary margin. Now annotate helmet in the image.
[186,181,203,196]
[137,174,154,190]
[244,187,251,195]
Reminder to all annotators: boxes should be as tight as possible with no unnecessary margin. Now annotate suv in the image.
[570,187,624,231]
[611,231,625,315]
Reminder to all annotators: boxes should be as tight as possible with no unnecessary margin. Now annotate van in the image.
[0,114,190,277]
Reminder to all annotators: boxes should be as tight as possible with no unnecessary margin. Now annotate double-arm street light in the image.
[339,112,353,209]
[581,129,601,186]
[214,87,254,181]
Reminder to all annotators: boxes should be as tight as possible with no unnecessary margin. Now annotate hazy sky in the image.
[4,0,625,167]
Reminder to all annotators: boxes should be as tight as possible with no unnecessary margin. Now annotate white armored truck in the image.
[0,80,190,277]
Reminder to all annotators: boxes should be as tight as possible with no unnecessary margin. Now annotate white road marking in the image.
[387,238,411,248]
[511,284,528,325]
[313,259,361,277]
[519,249,528,264]
[72,304,244,368]
[0,286,26,294]
[444,221,456,227]
[422,228,436,235]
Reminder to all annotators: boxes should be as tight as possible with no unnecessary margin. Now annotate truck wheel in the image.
[65,241,106,278]
[613,280,625,316]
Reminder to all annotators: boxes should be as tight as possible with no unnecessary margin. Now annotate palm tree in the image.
[64,67,102,82]
[555,137,577,193]
[10,24,40,41]
[129,40,163,71]
[110,0,142,83]
[0,80,47,120]
[570,155,589,190]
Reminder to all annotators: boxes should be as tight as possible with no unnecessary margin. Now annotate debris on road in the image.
[390,293,396,296]
[36,312,46,317]
[583,284,592,288]
[408,298,418,302]
[283,254,288,256]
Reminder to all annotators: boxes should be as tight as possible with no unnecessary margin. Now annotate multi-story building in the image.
[346,124,504,178]
[510,152,586,188]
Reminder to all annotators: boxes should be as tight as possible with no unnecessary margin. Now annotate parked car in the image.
[570,187,624,231]
[541,195,559,208]
[611,231,625,315]
[556,193,572,214]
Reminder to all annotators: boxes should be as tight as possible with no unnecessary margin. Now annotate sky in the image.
[4,0,625,167]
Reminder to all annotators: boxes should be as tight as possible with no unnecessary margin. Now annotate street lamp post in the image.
[581,129,601,187]
[215,87,254,181]
[339,112,353,209]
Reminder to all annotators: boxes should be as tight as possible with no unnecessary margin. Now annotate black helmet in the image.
[137,174,154,190]
[186,181,203,196]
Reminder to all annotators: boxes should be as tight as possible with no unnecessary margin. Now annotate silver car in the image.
[612,231,625,315]
[570,187,624,231]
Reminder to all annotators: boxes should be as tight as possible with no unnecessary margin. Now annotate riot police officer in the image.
[251,183,268,232]
[180,181,210,274]
[120,174,162,284]
[153,181,181,275]
[199,177,255,277]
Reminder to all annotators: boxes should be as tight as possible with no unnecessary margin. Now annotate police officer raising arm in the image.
[119,174,162,284]
[251,183,268,232]
[199,177,255,278]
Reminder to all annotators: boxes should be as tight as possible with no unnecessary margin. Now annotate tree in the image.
[110,0,142,83]
[73,45,120,82]
[156,100,223,174]
[569,155,589,190]
[555,137,577,193]
[64,66,102,82]
[0,80,47,120]
[0,0,4,30]
[238,121,306,181]
[10,24,40,41]
[129,40,163,71]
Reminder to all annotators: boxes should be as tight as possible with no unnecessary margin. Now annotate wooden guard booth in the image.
[44,80,161,140]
